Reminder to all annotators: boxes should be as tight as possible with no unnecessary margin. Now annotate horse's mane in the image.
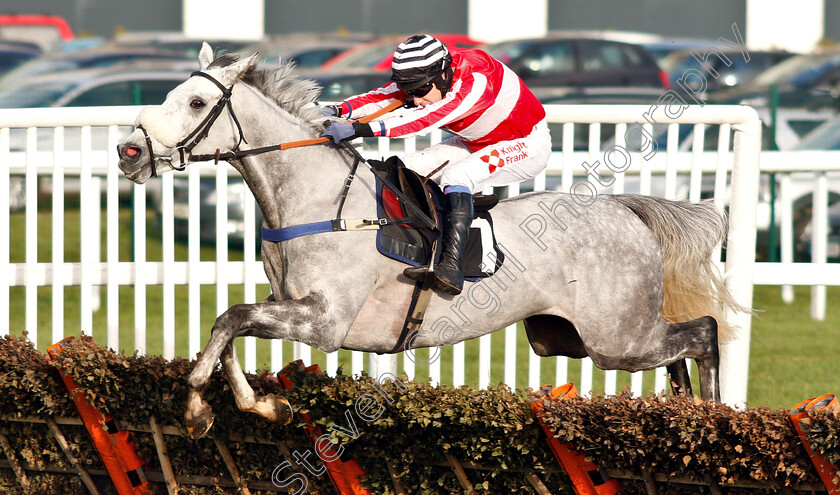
[208,54,323,129]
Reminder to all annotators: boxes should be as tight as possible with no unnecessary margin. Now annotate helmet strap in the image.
[436,64,454,96]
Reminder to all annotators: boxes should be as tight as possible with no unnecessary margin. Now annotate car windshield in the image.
[793,117,840,150]
[752,52,840,88]
[0,78,78,107]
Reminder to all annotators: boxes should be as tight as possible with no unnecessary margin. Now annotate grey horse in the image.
[117,43,742,439]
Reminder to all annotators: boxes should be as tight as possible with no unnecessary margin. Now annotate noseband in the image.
[137,71,246,177]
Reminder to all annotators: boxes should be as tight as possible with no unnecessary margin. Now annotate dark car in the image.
[485,35,667,89]
[0,40,41,78]
[662,48,794,96]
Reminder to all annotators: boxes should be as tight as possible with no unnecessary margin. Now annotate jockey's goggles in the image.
[395,73,438,98]
[399,80,435,98]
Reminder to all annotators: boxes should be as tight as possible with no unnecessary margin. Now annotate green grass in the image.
[6,207,839,408]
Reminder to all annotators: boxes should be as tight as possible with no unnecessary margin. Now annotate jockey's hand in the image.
[321,122,357,143]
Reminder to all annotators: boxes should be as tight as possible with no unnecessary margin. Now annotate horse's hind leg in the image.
[602,315,720,401]
[220,340,293,424]
[693,316,720,402]
[667,316,719,402]
[666,360,692,397]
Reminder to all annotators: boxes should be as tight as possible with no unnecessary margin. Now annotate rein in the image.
[189,99,405,163]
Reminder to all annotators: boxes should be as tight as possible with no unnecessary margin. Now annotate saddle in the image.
[370,156,505,281]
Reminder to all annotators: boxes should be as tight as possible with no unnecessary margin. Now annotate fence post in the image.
[720,114,762,406]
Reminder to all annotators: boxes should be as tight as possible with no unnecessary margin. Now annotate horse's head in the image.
[117,42,258,183]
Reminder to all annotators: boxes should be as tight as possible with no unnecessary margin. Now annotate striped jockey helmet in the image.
[390,34,452,90]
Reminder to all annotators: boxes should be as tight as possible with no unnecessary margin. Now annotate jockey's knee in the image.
[440,167,475,193]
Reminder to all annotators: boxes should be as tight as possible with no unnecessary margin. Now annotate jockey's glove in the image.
[321,121,374,144]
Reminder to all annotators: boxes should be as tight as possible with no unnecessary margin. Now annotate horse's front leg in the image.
[185,293,339,439]
[220,340,293,423]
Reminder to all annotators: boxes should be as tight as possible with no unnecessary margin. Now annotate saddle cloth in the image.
[372,156,505,281]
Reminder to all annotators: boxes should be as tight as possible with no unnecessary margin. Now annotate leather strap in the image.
[388,280,434,354]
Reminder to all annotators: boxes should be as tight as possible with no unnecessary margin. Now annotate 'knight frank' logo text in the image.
[480,142,529,173]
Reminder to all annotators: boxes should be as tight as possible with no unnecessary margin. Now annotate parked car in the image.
[485,35,668,89]
[711,49,840,111]
[320,34,483,72]
[0,46,193,88]
[0,40,41,78]
[662,48,794,97]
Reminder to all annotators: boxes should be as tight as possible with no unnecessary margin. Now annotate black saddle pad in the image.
[372,156,504,280]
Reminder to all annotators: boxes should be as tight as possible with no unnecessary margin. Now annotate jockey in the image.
[321,34,551,295]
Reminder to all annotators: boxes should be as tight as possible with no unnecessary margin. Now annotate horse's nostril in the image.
[125,147,141,157]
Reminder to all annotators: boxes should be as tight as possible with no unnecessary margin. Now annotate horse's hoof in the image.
[267,394,294,424]
[185,409,216,439]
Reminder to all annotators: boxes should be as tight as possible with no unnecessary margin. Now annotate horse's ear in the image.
[198,42,214,70]
[216,53,259,85]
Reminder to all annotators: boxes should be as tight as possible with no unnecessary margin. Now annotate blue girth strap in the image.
[261,220,340,242]
[261,217,415,243]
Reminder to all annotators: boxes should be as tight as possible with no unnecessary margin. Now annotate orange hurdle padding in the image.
[48,336,151,494]
[789,394,840,494]
[277,360,371,495]
[531,383,623,495]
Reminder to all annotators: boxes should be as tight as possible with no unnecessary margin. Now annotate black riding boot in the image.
[404,192,473,295]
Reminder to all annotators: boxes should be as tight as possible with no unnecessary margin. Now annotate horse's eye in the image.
[190,99,205,109]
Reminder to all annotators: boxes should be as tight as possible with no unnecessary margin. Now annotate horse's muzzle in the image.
[116,142,150,183]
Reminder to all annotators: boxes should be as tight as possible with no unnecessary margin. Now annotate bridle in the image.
[137,70,247,177]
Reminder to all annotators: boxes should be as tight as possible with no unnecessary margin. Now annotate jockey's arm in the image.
[336,83,405,120]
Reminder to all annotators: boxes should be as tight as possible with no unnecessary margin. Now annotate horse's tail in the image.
[612,194,749,342]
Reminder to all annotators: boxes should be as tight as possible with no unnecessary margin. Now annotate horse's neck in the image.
[232,88,372,230]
